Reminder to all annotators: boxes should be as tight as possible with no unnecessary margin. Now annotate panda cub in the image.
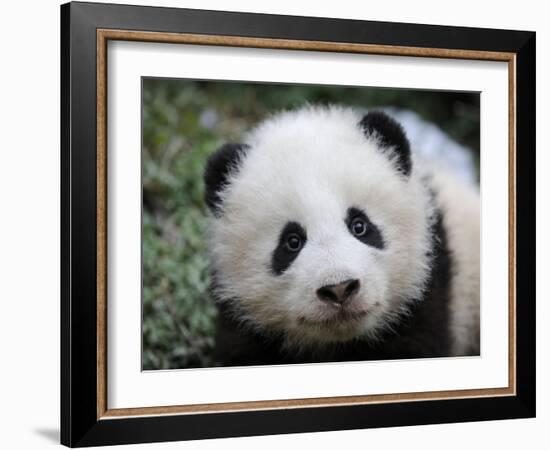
[204,106,480,366]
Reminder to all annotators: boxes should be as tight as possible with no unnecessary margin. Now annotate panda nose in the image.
[316,279,360,306]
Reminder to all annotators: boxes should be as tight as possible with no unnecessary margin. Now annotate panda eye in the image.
[346,207,385,249]
[350,217,368,237]
[271,222,307,275]
[285,233,303,252]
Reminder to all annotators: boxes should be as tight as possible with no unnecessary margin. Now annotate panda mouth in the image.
[298,309,368,327]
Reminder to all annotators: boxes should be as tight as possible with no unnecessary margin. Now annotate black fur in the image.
[213,207,456,366]
[359,111,412,176]
[204,143,249,216]
[271,222,308,275]
[345,207,385,249]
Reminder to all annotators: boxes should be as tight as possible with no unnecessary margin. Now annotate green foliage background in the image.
[142,78,480,370]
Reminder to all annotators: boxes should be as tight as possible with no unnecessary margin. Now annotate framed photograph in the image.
[61,1,535,447]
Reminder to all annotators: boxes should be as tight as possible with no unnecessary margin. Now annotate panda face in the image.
[206,106,434,348]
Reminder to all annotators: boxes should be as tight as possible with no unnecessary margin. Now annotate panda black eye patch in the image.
[271,222,307,275]
[345,207,385,249]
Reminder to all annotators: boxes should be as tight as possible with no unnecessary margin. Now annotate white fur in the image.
[428,164,480,355]
[209,105,479,353]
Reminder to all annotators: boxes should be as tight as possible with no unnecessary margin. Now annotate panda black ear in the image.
[359,111,412,176]
[204,143,249,216]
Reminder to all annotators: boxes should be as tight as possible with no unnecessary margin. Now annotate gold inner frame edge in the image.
[96,28,517,420]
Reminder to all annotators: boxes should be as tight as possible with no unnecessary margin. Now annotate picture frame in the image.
[60,1,536,447]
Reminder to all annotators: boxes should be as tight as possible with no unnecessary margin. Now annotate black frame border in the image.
[61,2,536,447]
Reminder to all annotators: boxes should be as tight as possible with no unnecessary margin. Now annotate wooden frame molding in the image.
[96,28,517,420]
